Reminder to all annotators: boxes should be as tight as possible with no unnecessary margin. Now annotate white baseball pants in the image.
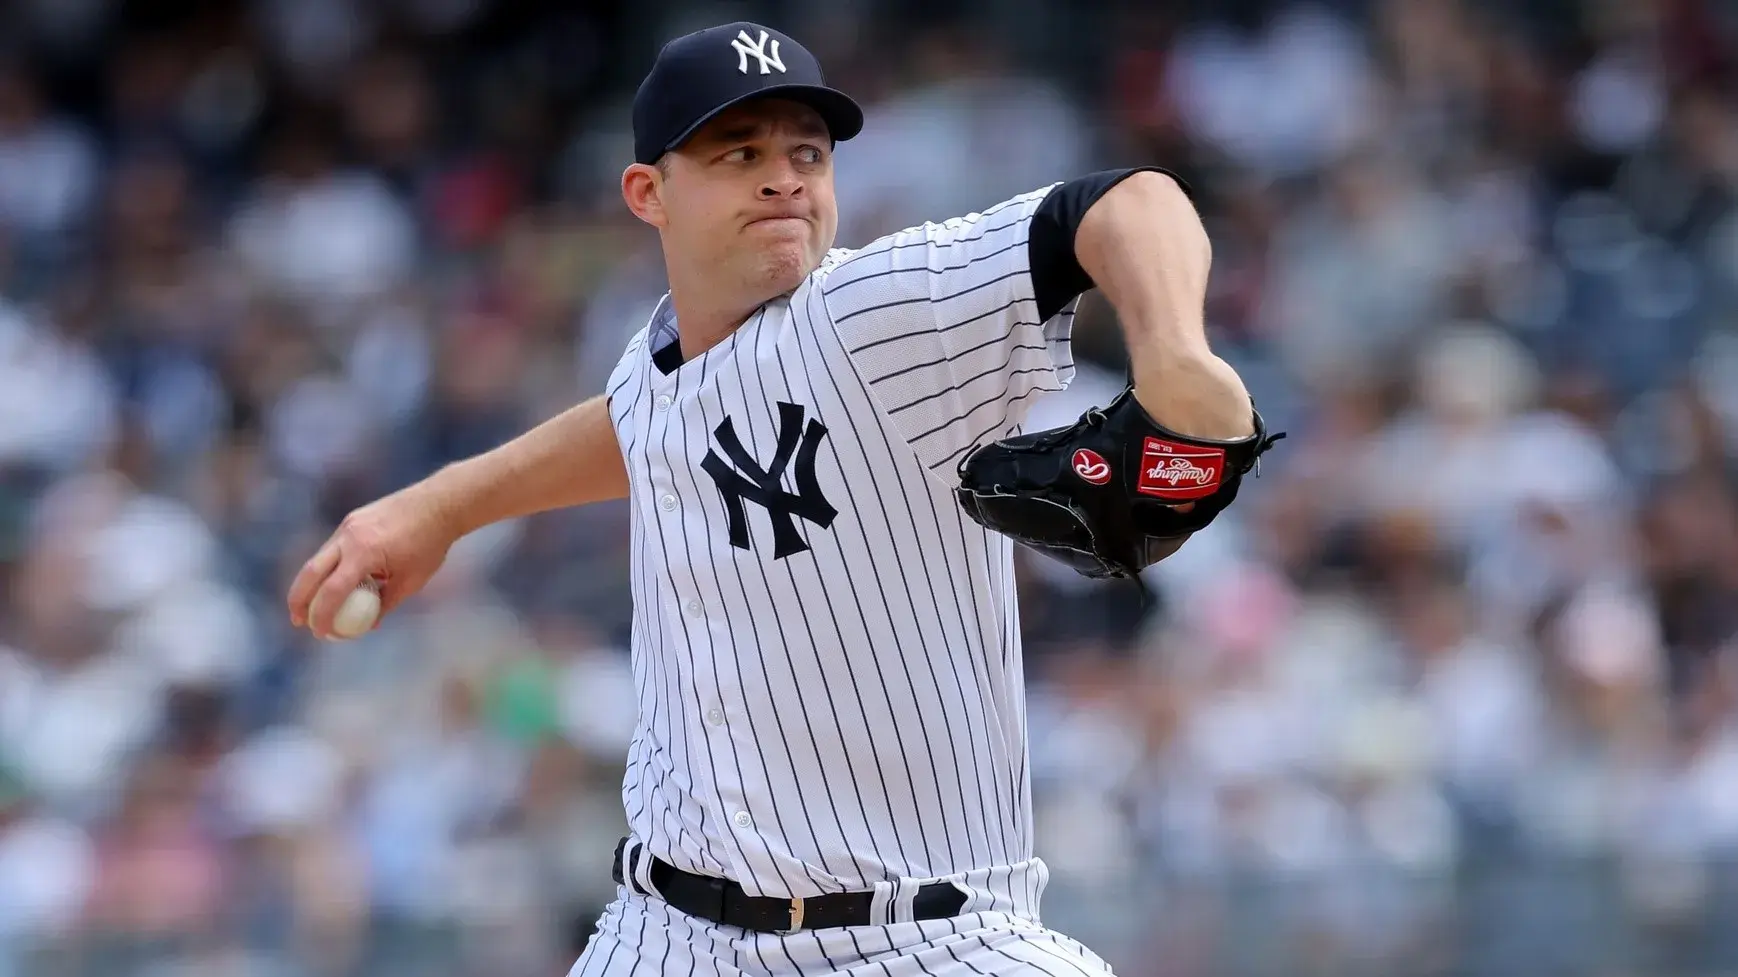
[565,890,1120,977]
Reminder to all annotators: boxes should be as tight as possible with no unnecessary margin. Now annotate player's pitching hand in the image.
[286,484,461,640]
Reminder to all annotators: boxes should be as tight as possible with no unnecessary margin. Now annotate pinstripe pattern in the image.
[567,894,1116,977]
[591,184,1111,975]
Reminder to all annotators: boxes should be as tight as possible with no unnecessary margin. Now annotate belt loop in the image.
[888,878,921,924]
[867,878,897,925]
[630,843,660,898]
[614,838,651,897]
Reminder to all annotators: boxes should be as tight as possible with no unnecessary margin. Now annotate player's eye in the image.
[722,147,755,163]
[793,145,824,165]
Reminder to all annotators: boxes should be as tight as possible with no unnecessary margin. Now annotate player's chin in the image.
[751,242,818,292]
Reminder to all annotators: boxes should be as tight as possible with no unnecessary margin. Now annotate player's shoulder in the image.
[797,247,870,309]
[615,293,675,370]
[603,319,655,404]
[813,246,859,279]
[813,184,1068,278]
[619,318,655,366]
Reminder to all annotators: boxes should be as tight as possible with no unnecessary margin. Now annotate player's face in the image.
[656,100,838,298]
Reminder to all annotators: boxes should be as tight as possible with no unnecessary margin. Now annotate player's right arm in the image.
[286,393,626,639]
[430,393,629,533]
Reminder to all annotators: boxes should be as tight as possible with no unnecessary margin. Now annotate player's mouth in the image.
[746,214,809,230]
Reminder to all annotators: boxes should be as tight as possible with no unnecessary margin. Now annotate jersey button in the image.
[686,600,703,617]
[659,494,677,511]
[734,811,752,829]
[707,708,724,727]
[655,395,672,411]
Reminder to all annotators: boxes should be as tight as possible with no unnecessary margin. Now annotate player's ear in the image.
[622,163,669,229]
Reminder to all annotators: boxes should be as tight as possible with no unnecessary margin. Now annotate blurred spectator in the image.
[0,767,93,977]
[227,111,417,319]
[0,58,99,279]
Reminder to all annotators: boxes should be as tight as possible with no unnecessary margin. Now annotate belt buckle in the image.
[775,897,805,935]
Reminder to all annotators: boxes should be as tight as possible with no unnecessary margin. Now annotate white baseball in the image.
[330,582,382,639]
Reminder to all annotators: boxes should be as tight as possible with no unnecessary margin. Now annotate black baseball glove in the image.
[954,386,1284,579]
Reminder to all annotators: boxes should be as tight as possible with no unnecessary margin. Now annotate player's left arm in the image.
[819,166,1241,481]
[1070,171,1253,441]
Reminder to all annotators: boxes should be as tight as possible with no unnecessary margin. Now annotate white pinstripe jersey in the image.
[603,184,1080,914]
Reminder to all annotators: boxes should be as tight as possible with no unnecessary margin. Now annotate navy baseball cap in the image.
[631,22,864,166]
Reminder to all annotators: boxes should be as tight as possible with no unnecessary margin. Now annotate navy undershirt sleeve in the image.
[1027,166,1196,322]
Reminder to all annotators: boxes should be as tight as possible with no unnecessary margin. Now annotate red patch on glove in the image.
[1072,449,1112,485]
[1136,438,1225,500]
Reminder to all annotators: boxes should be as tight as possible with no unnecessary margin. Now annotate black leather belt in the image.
[613,837,968,933]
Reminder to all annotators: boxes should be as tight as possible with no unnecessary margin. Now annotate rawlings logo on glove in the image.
[1072,449,1112,484]
[954,386,1284,579]
[1138,439,1223,498]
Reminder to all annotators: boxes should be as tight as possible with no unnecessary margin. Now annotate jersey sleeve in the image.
[816,167,1189,483]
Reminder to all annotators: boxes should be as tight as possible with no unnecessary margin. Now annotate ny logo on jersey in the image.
[702,402,835,559]
[730,29,786,75]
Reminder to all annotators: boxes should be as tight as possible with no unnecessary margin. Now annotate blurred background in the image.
[1,0,1736,975]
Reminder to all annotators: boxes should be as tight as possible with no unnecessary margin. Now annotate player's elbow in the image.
[1083,170,1210,269]
[1076,170,1212,303]
[1125,171,1209,261]
[1121,168,1190,202]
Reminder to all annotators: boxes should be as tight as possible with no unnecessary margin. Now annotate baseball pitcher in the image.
[288,21,1280,977]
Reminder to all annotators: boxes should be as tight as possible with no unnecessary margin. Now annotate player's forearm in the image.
[1074,171,1253,440]
[422,394,629,537]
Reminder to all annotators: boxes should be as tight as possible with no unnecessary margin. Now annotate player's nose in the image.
[757,159,804,198]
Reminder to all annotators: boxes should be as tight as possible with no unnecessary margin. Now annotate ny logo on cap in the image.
[731,29,786,75]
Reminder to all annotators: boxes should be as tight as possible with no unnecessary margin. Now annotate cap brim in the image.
[659,84,865,160]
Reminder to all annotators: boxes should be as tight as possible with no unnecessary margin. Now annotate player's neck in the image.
[666,282,770,361]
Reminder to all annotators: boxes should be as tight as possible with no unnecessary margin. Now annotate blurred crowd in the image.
[1,1,1736,976]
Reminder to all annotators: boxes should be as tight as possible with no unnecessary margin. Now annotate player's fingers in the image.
[308,558,371,639]
[287,540,341,627]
